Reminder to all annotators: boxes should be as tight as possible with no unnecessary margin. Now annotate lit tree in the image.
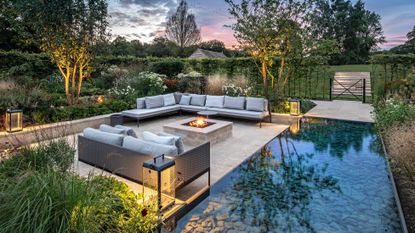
[166,0,200,50]
[17,0,109,105]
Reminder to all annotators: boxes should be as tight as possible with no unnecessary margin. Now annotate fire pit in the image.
[163,117,232,146]
[182,116,216,128]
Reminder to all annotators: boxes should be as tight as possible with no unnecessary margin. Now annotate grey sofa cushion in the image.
[179,105,207,112]
[99,124,125,135]
[83,128,124,146]
[163,93,176,106]
[190,94,206,106]
[145,95,164,109]
[174,92,183,104]
[122,136,178,156]
[159,132,185,154]
[224,96,245,110]
[205,95,224,108]
[143,131,175,146]
[122,105,180,119]
[115,125,137,138]
[179,95,191,105]
[246,97,265,112]
[137,97,146,109]
[208,107,268,120]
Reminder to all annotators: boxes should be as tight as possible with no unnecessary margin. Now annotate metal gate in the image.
[330,72,371,103]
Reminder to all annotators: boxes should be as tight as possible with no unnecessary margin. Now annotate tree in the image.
[390,26,415,53]
[165,0,200,52]
[226,0,321,100]
[16,0,109,105]
[407,26,415,45]
[199,40,226,52]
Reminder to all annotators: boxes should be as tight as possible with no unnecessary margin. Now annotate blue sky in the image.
[108,0,415,50]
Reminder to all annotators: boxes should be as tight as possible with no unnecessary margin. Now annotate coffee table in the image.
[197,111,218,119]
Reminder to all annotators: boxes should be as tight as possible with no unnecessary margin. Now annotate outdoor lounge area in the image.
[1,0,415,232]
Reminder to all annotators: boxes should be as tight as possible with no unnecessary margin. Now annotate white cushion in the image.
[205,95,224,108]
[145,95,164,109]
[122,136,178,156]
[137,98,146,109]
[179,95,191,105]
[83,128,124,146]
[143,131,175,146]
[190,94,206,106]
[163,93,176,106]
[159,132,185,154]
[114,125,137,138]
[246,97,265,112]
[99,124,125,134]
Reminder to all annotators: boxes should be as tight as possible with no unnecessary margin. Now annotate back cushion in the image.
[137,98,146,109]
[205,95,224,108]
[163,93,176,106]
[99,124,125,135]
[173,92,183,104]
[115,125,137,138]
[83,128,124,146]
[190,94,206,106]
[224,96,245,110]
[143,131,175,146]
[158,132,185,154]
[246,97,265,112]
[145,95,164,109]
[179,95,191,105]
[122,136,178,157]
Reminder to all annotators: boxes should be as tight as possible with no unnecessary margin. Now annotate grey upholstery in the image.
[179,105,207,112]
[83,128,124,146]
[208,107,268,120]
[115,125,137,138]
[174,92,183,104]
[159,132,185,154]
[190,94,206,106]
[123,136,178,156]
[179,95,191,105]
[145,95,164,109]
[99,124,125,134]
[205,95,224,108]
[246,97,265,112]
[122,105,180,119]
[143,131,175,146]
[78,135,210,189]
[224,96,245,110]
[137,98,146,109]
[163,93,176,106]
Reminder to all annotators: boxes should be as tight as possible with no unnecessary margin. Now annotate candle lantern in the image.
[143,155,176,212]
[5,109,23,133]
[289,99,301,116]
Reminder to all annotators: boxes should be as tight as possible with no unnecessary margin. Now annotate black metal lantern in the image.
[143,155,176,212]
[5,109,23,133]
[289,99,301,116]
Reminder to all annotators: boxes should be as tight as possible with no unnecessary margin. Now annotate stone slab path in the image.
[305,100,374,123]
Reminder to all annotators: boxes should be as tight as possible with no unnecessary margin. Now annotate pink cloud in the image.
[200,25,238,48]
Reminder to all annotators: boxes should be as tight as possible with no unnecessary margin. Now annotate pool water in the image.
[176,118,403,233]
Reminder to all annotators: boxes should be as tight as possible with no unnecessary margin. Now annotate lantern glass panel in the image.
[290,101,300,116]
[5,110,23,132]
[142,164,175,211]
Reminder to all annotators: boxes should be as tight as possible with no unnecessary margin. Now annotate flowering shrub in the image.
[108,72,167,107]
[374,98,415,130]
[222,84,252,97]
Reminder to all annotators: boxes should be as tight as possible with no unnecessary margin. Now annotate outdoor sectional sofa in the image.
[78,127,210,190]
[121,93,271,127]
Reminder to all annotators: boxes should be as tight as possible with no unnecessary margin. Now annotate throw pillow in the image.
[163,93,176,106]
[179,95,191,105]
[205,95,224,108]
[122,136,178,156]
[158,132,185,154]
[145,95,164,109]
[137,98,146,109]
[115,125,137,138]
[246,97,265,112]
[190,94,206,106]
[99,124,125,134]
[143,131,175,146]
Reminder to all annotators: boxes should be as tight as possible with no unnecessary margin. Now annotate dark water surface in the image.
[176,118,403,233]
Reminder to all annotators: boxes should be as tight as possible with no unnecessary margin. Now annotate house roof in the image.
[189,48,227,59]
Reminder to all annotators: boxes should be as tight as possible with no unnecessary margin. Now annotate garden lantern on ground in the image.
[289,99,301,116]
[143,155,176,212]
[5,109,23,133]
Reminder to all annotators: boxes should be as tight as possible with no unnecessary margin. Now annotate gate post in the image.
[329,77,333,101]
[363,78,366,103]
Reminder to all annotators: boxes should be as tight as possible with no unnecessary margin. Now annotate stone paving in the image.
[305,100,374,123]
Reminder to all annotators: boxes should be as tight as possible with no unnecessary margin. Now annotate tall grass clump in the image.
[0,139,157,232]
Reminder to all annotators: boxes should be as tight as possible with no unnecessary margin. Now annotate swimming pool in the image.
[176,118,403,233]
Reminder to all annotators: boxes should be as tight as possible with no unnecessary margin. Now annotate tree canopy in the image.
[165,0,200,50]
[390,26,415,54]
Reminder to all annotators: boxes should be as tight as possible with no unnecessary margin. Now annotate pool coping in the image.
[380,134,409,233]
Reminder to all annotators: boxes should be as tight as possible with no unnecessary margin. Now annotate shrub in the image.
[222,83,252,97]
[207,75,226,95]
[374,98,415,130]
[150,59,184,77]
[177,71,207,94]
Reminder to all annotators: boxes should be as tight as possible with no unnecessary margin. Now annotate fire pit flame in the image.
[188,116,208,128]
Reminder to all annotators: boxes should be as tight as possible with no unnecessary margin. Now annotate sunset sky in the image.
[108,0,415,50]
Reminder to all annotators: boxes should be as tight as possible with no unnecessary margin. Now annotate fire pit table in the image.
[163,117,233,146]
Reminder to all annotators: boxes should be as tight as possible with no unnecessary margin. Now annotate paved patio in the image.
[72,114,288,200]
[305,100,374,123]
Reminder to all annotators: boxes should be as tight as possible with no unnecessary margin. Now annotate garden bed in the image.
[382,120,415,232]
